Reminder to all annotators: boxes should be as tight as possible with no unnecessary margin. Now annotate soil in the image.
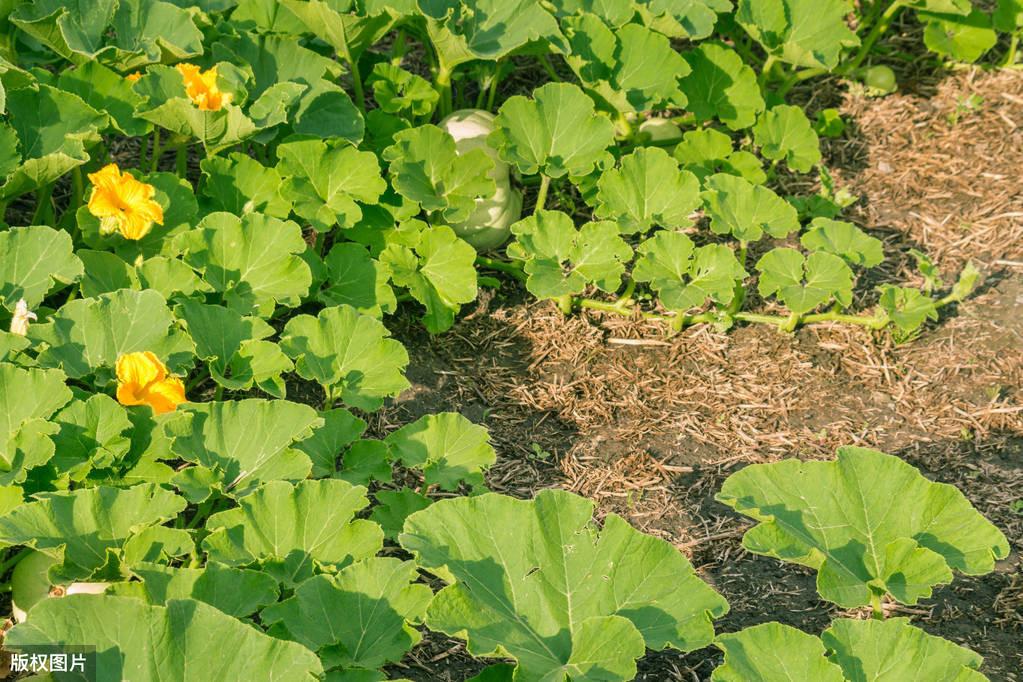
[376,67,1023,681]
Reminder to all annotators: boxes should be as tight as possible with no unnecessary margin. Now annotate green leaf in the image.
[756,248,854,314]
[877,285,939,333]
[262,558,432,671]
[735,0,860,70]
[384,412,495,490]
[680,42,764,130]
[178,301,292,397]
[369,63,439,117]
[563,18,691,113]
[634,233,747,312]
[509,210,633,299]
[491,82,616,178]
[637,0,731,40]
[317,243,397,318]
[702,174,800,241]
[0,364,72,482]
[379,224,479,333]
[113,562,279,618]
[716,446,1011,608]
[293,408,367,478]
[203,479,384,584]
[177,212,312,317]
[673,129,766,184]
[199,153,292,219]
[594,147,701,234]
[6,596,323,681]
[922,10,997,62]
[800,218,884,268]
[0,84,105,200]
[339,439,393,486]
[289,78,365,144]
[713,622,844,682]
[10,0,202,69]
[994,0,1023,31]
[370,488,431,539]
[137,256,212,301]
[281,0,406,64]
[211,32,338,100]
[167,399,320,500]
[822,617,988,681]
[31,288,194,379]
[383,125,495,223]
[57,61,150,136]
[0,225,82,311]
[0,484,185,580]
[51,393,132,479]
[280,305,410,411]
[421,0,565,69]
[278,138,386,231]
[77,250,138,298]
[753,105,821,173]
[400,489,729,680]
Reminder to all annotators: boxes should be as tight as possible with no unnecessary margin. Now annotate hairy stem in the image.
[149,128,162,174]
[476,256,527,282]
[843,0,906,74]
[534,175,551,213]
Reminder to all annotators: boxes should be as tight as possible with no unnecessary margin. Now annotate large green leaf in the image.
[508,210,633,299]
[10,0,202,69]
[0,84,105,200]
[261,558,432,672]
[921,10,997,62]
[680,42,764,130]
[712,619,989,681]
[57,61,150,136]
[878,285,939,334]
[167,399,320,501]
[282,0,406,64]
[6,596,323,681]
[0,225,82,311]
[177,212,312,317]
[211,32,338,100]
[756,248,853,314]
[0,363,72,483]
[735,0,860,70]
[112,562,279,619]
[369,63,439,117]
[384,412,495,490]
[293,407,367,478]
[800,218,884,268]
[280,305,410,412]
[177,301,292,398]
[317,243,397,318]
[491,82,616,178]
[752,105,821,173]
[30,288,194,379]
[199,153,292,219]
[701,173,799,242]
[400,489,729,681]
[379,223,478,333]
[289,78,365,144]
[563,17,690,114]
[0,484,185,580]
[594,147,701,234]
[203,479,384,585]
[633,232,747,312]
[420,0,565,69]
[674,128,766,184]
[716,447,1011,608]
[382,125,495,224]
[50,393,133,480]
[279,138,386,231]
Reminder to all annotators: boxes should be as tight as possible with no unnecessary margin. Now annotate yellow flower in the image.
[9,299,37,336]
[125,71,142,82]
[176,63,231,111]
[86,164,164,241]
[116,352,186,415]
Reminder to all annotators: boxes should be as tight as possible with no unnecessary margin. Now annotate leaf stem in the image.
[843,0,907,74]
[436,63,454,118]
[0,548,32,577]
[870,592,885,620]
[534,175,551,213]
[149,129,161,174]
[476,256,527,282]
[31,184,53,225]
[175,144,188,178]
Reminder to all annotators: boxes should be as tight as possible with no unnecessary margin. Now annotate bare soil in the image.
[378,68,1023,681]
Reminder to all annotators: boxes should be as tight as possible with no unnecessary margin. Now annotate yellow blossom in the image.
[125,72,142,83]
[176,63,231,111]
[9,299,37,336]
[115,352,186,415]
[86,164,164,241]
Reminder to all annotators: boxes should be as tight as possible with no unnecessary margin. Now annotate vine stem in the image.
[436,63,454,118]
[0,548,31,576]
[534,175,551,213]
[870,592,885,620]
[335,19,365,114]
[175,144,188,178]
[1004,34,1019,68]
[31,185,53,224]
[476,256,527,282]
[149,129,162,174]
[842,0,907,74]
